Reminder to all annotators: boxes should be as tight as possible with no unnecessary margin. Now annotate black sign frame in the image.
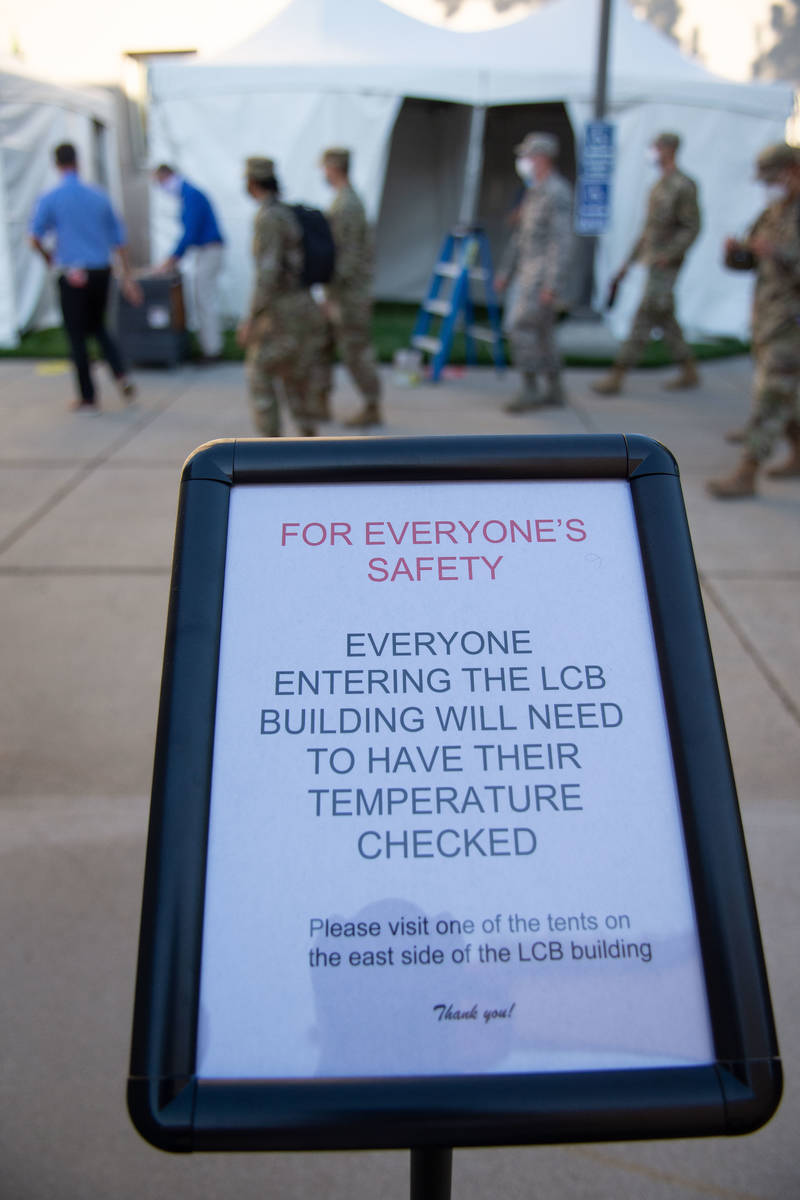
[128,433,781,1153]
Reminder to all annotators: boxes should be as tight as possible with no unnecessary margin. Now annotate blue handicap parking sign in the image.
[576,121,615,235]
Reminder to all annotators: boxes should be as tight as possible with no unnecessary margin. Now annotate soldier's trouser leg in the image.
[245,342,282,436]
[336,298,381,406]
[509,301,557,376]
[617,267,687,367]
[312,320,336,420]
[745,337,800,463]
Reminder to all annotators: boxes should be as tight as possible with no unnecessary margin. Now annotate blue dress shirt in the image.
[173,180,224,259]
[29,171,126,268]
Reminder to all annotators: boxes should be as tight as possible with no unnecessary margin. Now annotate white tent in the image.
[147,0,793,340]
[0,62,124,349]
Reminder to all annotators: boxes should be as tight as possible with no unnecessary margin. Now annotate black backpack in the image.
[290,205,336,286]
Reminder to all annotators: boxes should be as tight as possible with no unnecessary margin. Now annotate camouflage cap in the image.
[756,142,800,180]
[245,156,276,183]
[654,131,681,152]
[321,146,350,172]
[515,131,559,159]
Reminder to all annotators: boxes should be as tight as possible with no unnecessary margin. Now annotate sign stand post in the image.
[410,1147,452,1200]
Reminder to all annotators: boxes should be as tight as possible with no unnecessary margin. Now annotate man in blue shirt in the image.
[154,164,225,362]
[29,142,142,412]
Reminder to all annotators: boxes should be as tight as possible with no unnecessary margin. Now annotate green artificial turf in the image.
[2,303,748,368]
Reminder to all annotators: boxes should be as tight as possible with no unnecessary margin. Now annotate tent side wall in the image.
[148,69,401,325]
[0,74,124,346]
[374,99,472,301]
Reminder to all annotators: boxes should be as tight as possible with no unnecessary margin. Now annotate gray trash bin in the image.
[115,274,189,367]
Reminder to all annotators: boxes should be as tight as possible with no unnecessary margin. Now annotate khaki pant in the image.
[246,294,326,436]
[617,266,690,368]
[191,243,224,358]
[746,329,800,461]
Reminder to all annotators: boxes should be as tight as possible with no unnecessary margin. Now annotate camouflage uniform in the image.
[617,168,700,367]
[726,197,800,461]
[502,171,573,378]
[326,182,381,412]
[246,196,326,436]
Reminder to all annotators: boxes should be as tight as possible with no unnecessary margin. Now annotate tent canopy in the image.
[0,62,122,347]
[147,0,793,339]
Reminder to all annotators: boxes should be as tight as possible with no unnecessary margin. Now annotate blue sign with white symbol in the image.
[576,120,615,235]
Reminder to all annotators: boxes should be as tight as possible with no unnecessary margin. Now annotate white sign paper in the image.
[196,479,714,1080]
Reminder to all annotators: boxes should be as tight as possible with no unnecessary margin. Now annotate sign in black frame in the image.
[128,434,781,1153]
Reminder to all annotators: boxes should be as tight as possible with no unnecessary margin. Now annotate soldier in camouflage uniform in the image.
[236,156,326,437]
[496,132,574,410]
[593,132,701,395]
[707,143,800,498]
[320,147,383,427]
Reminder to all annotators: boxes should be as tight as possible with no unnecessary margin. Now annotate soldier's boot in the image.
[540,372,566,407]
[706,454,759,499]
[343,398,382,427]
[663,357,700,391]
[504,372,541,413]
[766,421,800,477]
[591,365,626,396]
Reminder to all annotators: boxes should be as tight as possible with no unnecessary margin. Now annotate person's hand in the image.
[121,277,143,306]
[539,287,555,306]
[494,272,508,294]
[724,236,740,255]
[236,320,252,348]
[155,257,177,275]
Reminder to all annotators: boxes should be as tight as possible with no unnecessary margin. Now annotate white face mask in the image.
[159,175,181,196]
[763,181,787,204]
[645,147,661,168]
[515,157,534,183]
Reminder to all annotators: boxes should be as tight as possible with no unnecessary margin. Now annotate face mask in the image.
[515,157,534,183]
[645,147,660,167]
[763,182,787,204]
[160,175,181,196]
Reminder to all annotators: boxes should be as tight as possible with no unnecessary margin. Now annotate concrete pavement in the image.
[0,352,798,1199]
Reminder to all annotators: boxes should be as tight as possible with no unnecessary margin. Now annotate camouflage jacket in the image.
[628,168,700,269]
[248,197,305,318]
[501,171,573,298]
[327,182,374,297]
[726,196,800,344]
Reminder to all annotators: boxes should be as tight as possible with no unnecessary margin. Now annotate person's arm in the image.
[657,178,701,266]
[495,224,520,292]
[114,245,143,305]
[28,194,54,265]
[238,208,282,345]
[541,185,573,302]
[172,186,205,261]
[329,201,361,289]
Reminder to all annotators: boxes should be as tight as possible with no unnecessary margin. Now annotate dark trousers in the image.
[58,268,126,402]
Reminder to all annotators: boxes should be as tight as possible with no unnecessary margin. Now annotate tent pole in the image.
[577,0,614,311]
[458,104,486,228]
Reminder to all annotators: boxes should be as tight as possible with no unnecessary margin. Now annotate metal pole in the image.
[577,0,614,310]
[410,1147,453,1200]
[458,105,487,228]
[594,0,613,120]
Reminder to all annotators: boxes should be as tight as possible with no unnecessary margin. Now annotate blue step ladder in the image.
[411,227,506,382]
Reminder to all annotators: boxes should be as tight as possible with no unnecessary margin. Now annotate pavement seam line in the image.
[572,1145,762,1200]
[0,383,193,558]
[700,571,800,730]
